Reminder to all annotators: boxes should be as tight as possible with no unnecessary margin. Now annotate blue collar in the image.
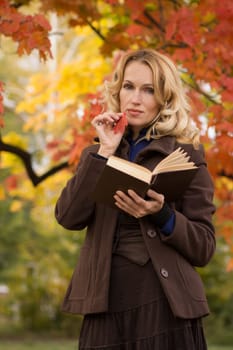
[126,128,152,161]
[126,127,148,144]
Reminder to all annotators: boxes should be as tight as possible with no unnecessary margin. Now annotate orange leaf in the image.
[5,175,18,191]
[166,15,177,40]
[217,121,233,133]
[34,14,52,31]
[0,1,52,60]
[0,17,20,35]
[113,112,128,134]
[46,140,61,149]
[125,0,145,21]
[226,258,233,272]
[126,24,143,36]
[52,149,70,162]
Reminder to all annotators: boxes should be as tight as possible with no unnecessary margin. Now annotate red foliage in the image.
[0,0,52,60]
[166,7,200,47]
[0,0,233,253]
[68,133,92,166]
[4,175,18,190]
[126,24,144,36]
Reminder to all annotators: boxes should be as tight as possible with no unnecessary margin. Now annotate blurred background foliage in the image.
[0,0,233,346]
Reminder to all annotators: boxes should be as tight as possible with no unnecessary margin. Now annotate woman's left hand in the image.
[114,189,164,218]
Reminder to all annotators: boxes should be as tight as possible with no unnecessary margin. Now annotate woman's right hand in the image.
[92,112,125,158]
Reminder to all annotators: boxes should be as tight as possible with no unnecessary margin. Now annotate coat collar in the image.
[143,135,177,155]
[116,135,177,161]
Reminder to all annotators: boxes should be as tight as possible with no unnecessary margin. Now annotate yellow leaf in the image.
[216,177,233,191]
[3,132,27,148]
[0,186,5,200]
[10,200,23,212]
[1,133,28,171]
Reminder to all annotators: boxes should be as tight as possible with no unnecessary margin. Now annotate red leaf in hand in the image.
[113,113,128,134]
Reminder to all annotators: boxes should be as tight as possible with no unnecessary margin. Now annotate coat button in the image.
[160,268,169,278]
[147,229,157,238]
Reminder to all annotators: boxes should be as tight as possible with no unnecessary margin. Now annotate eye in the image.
[144,87,154,94]
[122,83,134,90]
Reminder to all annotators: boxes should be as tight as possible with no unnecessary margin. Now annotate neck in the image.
[130,126,142,140]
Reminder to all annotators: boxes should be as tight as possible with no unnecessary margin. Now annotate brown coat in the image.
[55,135,216,319]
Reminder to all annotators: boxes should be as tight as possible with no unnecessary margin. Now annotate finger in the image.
[147,189,164,204]
[92,113,121,127]
[114,191,147,218]
[115,190,141,207]
[114,197,131,214]
[114,191,131,206]
[93,111,125,128]
[114,192,135,213]
[127,189,165,216]
[127,189,145,204]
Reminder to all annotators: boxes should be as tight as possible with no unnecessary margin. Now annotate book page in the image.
[156,151,190,168]
[153,148,187,168]
[107,156,152,183]
[153,163,197,175]
[152,148,196,175]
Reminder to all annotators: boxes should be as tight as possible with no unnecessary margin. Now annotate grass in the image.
[210,348,233,350]
[0,339,233,350]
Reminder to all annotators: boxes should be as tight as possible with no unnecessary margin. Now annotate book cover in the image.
[92,159,198,208]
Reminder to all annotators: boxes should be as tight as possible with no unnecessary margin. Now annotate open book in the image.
[93,147,198,207]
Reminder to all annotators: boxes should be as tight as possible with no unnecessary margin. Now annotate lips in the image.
[127,109,143,116]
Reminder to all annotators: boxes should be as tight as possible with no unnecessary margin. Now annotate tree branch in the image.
[158,42,189,50]
[0,139,69,186]
[182,77,220,105]
[143,10,165,33]
[219,171,233,180]
[168,0,182,10]
[85,19,106,42]
[10,0,32,9]
[157,0,165,35]
[1,139,232,185]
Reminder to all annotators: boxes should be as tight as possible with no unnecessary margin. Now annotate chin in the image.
[129,122,146,128]
[128,119,142,125]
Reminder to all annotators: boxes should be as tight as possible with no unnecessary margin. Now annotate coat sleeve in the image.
[55,146,106,230]
[159,145,216,267]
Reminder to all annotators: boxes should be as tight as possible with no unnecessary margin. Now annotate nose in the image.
[131,89,141,104]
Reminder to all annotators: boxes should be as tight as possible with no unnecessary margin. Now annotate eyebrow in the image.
[123,80,154,87]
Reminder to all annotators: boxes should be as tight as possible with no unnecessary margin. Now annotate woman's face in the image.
[119,61,159,138]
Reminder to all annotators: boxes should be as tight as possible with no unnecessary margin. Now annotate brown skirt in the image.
[78,255,207,350]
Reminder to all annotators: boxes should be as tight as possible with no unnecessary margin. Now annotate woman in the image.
[55,49,216,349]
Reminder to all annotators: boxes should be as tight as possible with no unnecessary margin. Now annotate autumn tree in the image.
[0,0,233,254]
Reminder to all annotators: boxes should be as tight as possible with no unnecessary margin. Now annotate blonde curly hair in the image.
[104,48,200,148]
